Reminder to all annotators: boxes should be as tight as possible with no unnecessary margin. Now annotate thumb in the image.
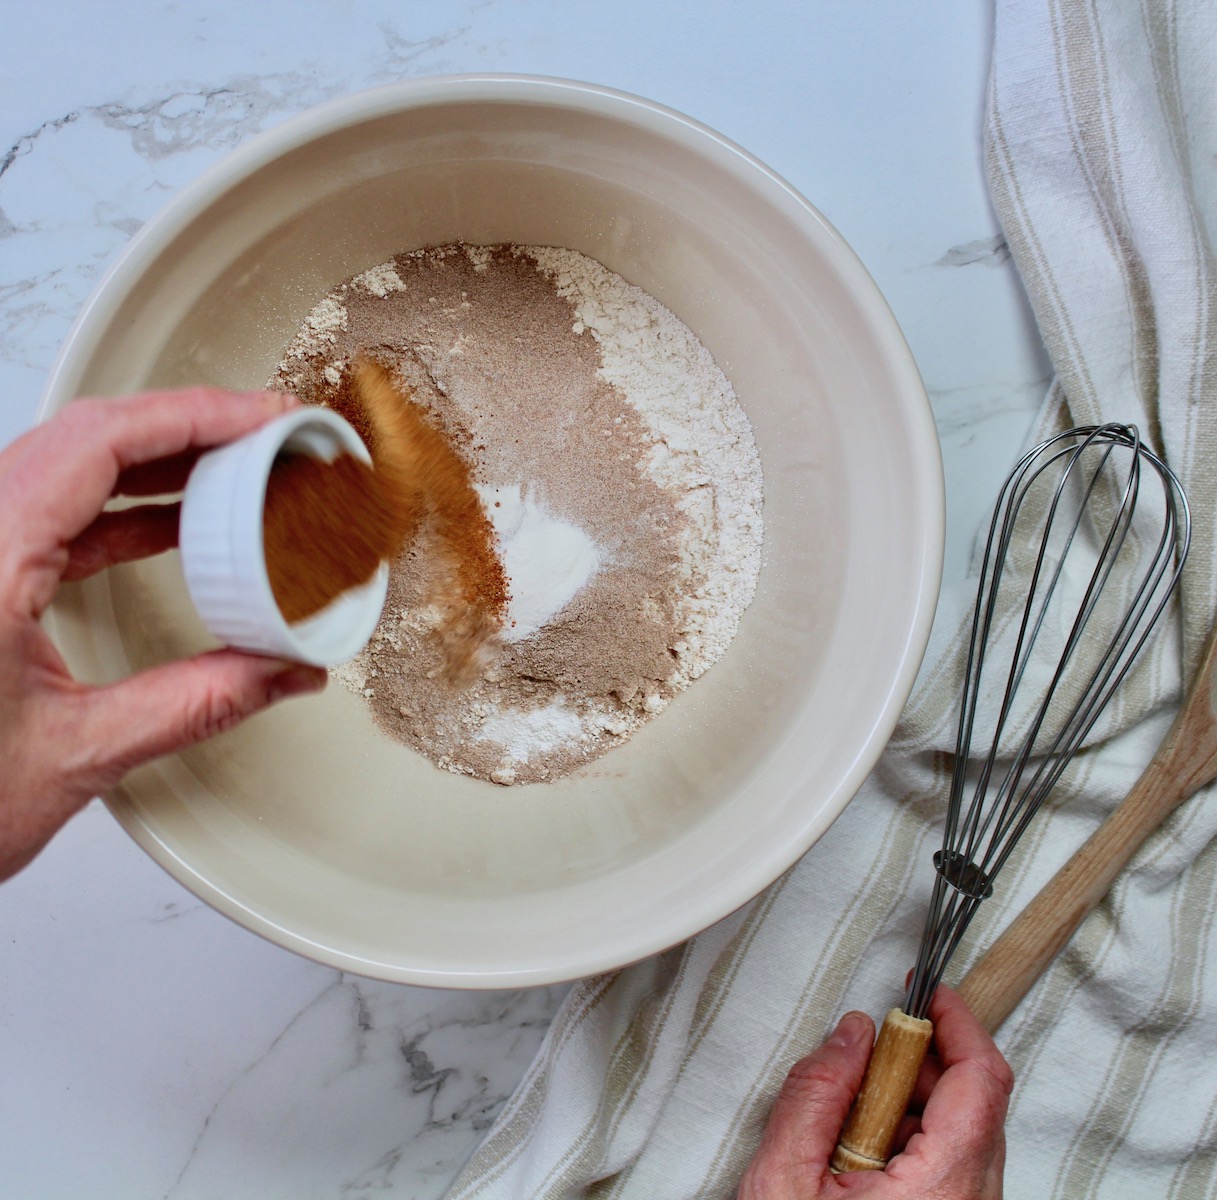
[72,649,327,792]
[738,1012,875,1198]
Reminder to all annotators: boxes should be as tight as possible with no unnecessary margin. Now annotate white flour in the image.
[352,262,406,297]
[522,246,764,681]
[474,701,584,783]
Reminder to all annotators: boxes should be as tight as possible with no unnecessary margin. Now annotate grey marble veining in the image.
[164,976,562,1199]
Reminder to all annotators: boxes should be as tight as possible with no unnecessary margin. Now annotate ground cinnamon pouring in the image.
[262,359,507,681]
[263,450,406,622]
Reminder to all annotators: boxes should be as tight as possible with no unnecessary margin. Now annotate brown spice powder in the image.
[262,451,399,624]
[261,360,507,685]
[347,359,508,681]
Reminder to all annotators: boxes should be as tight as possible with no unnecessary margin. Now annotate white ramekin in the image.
[179,407,389,666]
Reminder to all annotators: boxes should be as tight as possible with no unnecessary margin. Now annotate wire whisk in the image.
[832,424,1190,1173]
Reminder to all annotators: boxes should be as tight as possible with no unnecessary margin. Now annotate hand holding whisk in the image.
[831,424,1190,1173]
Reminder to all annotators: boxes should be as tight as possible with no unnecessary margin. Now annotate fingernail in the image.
[267,664,327,703]
[827,1012,870,1048]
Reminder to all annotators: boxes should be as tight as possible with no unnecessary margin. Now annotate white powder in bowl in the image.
[477,484,602,643]
[475,700,584,763]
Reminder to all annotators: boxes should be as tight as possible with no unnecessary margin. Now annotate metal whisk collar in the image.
[904,424,1190,1019]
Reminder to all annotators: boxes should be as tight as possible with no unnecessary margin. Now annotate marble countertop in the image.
[0,4,1048,1197]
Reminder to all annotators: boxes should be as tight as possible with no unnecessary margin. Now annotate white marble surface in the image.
[0,3,1048,1198]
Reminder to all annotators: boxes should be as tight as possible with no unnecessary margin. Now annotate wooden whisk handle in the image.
[831,1009,933,1172]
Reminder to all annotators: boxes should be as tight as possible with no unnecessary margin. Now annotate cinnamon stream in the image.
[262,360,508,677]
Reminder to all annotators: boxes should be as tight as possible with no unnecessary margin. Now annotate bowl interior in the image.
[44,79,941,986]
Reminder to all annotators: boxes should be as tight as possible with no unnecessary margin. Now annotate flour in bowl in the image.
[270,243,763,785]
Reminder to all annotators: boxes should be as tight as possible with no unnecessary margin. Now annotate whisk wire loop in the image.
[962,441,1135,873]
[903,424,1189,1020]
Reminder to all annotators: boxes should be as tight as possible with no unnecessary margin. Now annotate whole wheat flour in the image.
[269,244,763,785]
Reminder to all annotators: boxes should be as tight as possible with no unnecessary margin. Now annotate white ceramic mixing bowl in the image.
[42,76,943,987]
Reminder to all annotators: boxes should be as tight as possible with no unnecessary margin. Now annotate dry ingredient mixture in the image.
[270,244,763,785]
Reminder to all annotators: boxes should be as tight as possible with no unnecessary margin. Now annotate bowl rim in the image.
[41,74,945,987]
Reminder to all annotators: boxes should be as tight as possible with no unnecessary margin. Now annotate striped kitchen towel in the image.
[446,2,1217,1196]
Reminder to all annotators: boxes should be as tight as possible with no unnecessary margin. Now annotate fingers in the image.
[0,388,296,617]
[61,503,180,581]
[114,449,205,497]
[890,988,1012,1190]
[909,1045,945,1111]
[928,986,1013,1090]
[67,649,327,795]
[3,388,296,550]
[906,987,1008,1112]
[1,651,324,883]
[736,991,1012,1199]
[922,987,1013,1142]
[737,1012,874,1198]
